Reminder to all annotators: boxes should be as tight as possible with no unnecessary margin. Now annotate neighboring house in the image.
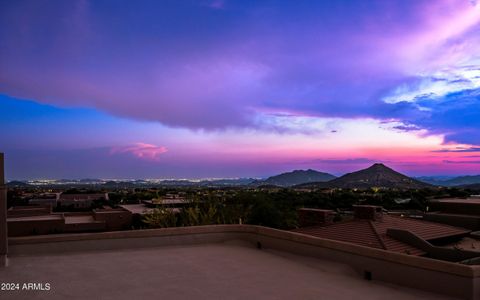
[7,205,132,236]
[29,193,60,207]
[425,198,480,230]
[29,198,57,207]
[57,193,109,209]
[293,205,474,259]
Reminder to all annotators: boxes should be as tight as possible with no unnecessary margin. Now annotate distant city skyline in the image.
[1,0,480,179]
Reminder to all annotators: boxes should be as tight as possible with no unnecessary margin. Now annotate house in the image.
[293,205,475,259]
[425,197,480,230]
[57,193,109,209]
[29,193,59,207]
[6,205,132,236]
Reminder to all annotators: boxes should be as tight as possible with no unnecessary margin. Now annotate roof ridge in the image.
[369,220,387,250]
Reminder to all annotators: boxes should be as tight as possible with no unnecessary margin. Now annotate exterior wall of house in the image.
[93,209,132,230]
[58,199,94,209]
[29,198,57,207]
[6,208,133,237]
[353,205,383,220]
[425,213,480,230]
[7,206,51,217]
[298,208,335,227]
[63,213,106,232]
[63,221,106,233]
[430,201,480,215]
[8,217,65,236]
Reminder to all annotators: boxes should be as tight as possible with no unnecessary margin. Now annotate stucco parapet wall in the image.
[8,224,250,244]
[8,224,480,278]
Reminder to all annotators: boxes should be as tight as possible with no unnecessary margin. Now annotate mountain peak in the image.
[369,163,388,168]
[365,163,394,172]
[258,169,337,187]
[325,163,430,189]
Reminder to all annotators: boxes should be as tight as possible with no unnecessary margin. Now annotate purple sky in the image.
[1,0,480,179]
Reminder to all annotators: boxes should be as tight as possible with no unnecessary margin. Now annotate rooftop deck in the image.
[1,242,455,300]
[2,225,480,299]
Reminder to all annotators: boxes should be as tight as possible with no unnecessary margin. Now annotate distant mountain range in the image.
[253,169,336,187]
[6,180,32,187]
[296,163,431,189]
[7,178,258,188]
[7,164,480,190]
[417,175,480,187]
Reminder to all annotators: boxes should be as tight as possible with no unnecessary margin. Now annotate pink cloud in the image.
[110,143,168,161]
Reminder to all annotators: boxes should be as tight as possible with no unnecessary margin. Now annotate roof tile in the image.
[292,214,470,256]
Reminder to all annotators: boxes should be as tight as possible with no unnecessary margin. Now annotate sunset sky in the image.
[1,0,480,179]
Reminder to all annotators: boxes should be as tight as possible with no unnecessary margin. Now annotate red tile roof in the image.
[292,214,470,256]
[293,220,384,249]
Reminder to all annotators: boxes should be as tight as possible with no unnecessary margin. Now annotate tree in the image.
[247,197,283,228]
[143,208,177,228]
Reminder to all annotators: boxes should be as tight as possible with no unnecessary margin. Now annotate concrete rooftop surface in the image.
[0,242,456,300]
